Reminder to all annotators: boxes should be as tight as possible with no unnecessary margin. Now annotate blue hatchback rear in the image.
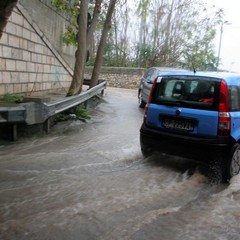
[140,71,240,181]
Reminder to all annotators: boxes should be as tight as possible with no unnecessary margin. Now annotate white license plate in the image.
[162,118,194,131]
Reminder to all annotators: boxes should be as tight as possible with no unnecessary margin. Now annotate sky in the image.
[207,0,240,71]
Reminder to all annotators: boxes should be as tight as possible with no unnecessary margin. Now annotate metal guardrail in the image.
[0,81,107,140]
[46,80,106,117]
[0,106,26,123]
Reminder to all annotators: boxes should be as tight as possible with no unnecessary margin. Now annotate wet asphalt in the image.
[0,87,239,240]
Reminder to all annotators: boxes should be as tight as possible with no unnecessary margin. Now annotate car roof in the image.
[151,67,188,72]
[157,71,240,85]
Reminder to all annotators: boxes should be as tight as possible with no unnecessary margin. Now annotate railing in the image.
[0,81,107,140]
[0,106,25,123]
[46,80,106,117]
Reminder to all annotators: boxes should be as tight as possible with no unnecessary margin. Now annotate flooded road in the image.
[0,87,240,240]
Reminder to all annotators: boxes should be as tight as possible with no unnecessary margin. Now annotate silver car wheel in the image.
[138,90,146,108]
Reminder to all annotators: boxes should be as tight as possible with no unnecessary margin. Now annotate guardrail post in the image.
[11,124,17,141]
[84,100,88,109]
[43,118,51,134]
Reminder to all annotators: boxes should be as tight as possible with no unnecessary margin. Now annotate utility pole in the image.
[216,21,230,70]
[138,0,146,67]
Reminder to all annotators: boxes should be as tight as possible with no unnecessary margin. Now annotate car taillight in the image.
[218,80,231,136]
[143,104,148,124]
[143,77,158,124]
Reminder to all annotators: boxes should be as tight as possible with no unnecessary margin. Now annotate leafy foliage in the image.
[75,105,90,119]
[51,0,77,13]
[51,0,79,46]
[51,0,224,71]
[54,104,90,122]
[132,0,223,70]
[63,26,77,47]
[0,94,23,103]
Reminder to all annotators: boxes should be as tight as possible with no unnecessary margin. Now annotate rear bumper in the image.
[140,123,235,162]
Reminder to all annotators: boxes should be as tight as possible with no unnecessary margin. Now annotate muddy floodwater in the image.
[0,87,240,240]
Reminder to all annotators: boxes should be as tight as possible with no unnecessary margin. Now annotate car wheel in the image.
[138,90,146,108]
[227,143,240,180]
[140,140,152,157]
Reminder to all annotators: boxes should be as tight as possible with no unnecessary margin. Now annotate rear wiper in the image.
[146,80,153,84]
[175,100,189,105]
[156,100,180,105]
[160,100,191,106]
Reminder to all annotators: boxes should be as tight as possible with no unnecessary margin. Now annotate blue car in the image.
[140,71,240,181]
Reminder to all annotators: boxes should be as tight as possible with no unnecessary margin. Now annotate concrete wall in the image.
[19,0,76,69]
[0,3,73,97]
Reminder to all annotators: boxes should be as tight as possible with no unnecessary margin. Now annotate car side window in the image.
[144,69,152,79]
[143,70,149,78]
[144,69,154,80]
[149,69,158,82]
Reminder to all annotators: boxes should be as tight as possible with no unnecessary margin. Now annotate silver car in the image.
[138,67,188,108]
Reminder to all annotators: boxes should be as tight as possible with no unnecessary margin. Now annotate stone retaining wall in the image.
[84,67,144,89]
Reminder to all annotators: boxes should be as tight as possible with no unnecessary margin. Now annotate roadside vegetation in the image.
[0,94,23,103]
[51,0,225,96]
[54,105,91,123]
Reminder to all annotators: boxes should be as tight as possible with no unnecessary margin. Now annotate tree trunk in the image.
[87,0,102,44]
[0,0,18,39]
[67,0,88,96]
[90,0,117,88]
[87,0,102,61]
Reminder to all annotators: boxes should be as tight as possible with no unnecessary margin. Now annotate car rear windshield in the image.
[152,76,220,110]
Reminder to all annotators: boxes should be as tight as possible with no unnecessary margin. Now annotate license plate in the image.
[162,118,194,131]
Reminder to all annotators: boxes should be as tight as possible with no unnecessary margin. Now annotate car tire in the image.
[140,140,152,157]
[226,143,240,180]
[138,90,146,108]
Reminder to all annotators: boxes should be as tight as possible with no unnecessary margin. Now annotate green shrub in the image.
[75,105,90,119]
[1,94,23,103]
[54,105,90,122]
